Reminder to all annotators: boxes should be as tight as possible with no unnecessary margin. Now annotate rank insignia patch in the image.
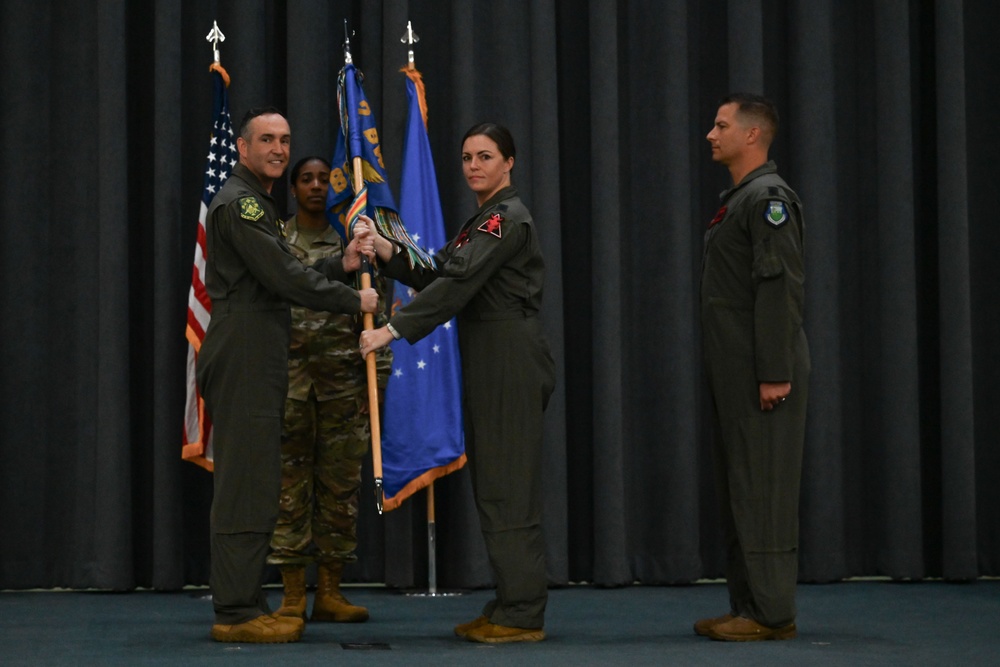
[239,196,265,222]
[477,212,503,238]
[765,201,788,228]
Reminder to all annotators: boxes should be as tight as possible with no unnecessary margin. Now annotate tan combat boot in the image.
[275,565,307,619]
[311,561,369,622]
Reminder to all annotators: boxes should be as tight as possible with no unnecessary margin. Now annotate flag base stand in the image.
[403,483,463,597]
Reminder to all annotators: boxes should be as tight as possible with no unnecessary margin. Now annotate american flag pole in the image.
[182,23,238,470]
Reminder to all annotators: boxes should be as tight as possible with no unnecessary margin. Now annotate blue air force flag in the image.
[381,69,466,510]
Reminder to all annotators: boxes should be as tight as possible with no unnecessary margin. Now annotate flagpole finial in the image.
[400,20,420,67]
[205,20,225,64]
[343,19,354,64]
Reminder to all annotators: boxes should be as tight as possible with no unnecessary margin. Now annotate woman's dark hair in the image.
[462,122,516,162]
[289,155,331,182]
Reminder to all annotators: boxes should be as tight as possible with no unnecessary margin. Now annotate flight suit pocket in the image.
[443,254,468,277]
[753,237,784,280]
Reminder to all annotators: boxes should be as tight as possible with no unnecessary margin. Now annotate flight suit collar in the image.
[719,160,778,202]
[232,162,275,203]
[474,186,518,216]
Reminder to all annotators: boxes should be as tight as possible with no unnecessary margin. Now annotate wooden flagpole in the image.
[344,21,385,514]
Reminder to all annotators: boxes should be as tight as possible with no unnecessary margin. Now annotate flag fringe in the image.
[208,62,230,87]
[181,449,214,471]
[400,66,428,129]
[381,453,468,512]
[184,323,203,353]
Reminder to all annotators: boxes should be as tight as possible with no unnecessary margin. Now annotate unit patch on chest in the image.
[239,196,265,222]
[765,201,788,228]
[477,212,503,238]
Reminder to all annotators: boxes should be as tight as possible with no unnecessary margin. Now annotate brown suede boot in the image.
[275,566,307,619]
[694,613,734,637]
[454,615,489,638]
[311,561,369,623]
[464,622,546,644]
[211,614,304,643]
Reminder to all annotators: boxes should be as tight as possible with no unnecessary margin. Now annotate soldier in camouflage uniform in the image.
[267,156,392,623]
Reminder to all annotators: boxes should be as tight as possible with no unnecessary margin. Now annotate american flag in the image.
[182,64,237,470]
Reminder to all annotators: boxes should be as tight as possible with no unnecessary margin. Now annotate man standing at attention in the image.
[696,93,810,641]
[197,107,377,644]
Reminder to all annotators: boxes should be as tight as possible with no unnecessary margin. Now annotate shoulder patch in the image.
[477,212,504,238]
[764,201,788,228]
[239,196,265,222]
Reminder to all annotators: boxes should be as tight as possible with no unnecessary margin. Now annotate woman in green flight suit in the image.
[359,122,556,644]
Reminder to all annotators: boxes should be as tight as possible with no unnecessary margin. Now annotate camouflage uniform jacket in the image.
[285,216,392,401]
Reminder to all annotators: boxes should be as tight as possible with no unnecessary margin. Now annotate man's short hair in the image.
[720,93,779,141]
[238,106,285,142]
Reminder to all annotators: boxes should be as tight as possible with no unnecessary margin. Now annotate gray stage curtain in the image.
[1,0,997,591]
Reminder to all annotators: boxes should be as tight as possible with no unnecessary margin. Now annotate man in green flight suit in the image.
[695,93,810,642]
[197,108,378,644]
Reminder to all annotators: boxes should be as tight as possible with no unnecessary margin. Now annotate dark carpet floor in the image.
[1,580,997,666]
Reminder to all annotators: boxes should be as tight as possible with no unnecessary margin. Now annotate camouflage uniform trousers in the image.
[268,389,370,565]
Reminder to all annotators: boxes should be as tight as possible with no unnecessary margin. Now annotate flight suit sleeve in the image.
[310,254,352,285]
[222,200,361,314]
[372,272,393,389]
[388,219,526,343]
[750,195,805,382]
[379,243,450,291]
